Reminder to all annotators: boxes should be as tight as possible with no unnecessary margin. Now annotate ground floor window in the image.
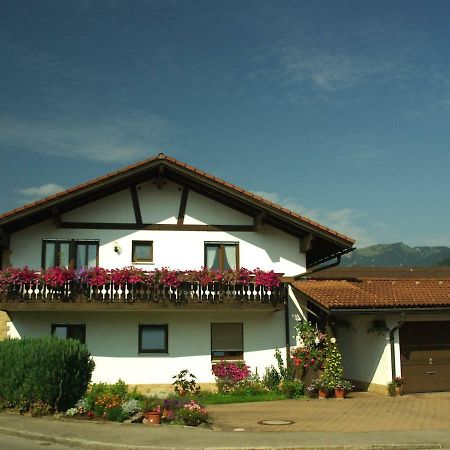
[211,322,243,360]
[138,324,168,354]
[51,324,86,343]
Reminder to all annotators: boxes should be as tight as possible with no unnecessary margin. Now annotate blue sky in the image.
[1,0,450,248]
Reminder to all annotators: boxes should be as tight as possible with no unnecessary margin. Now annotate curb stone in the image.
[0,426,448,450]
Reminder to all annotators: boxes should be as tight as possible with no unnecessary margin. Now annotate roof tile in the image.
[293,277,450,309]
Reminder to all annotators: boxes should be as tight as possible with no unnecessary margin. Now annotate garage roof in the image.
[293,268,450,310]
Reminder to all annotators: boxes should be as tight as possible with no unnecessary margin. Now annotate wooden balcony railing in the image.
[0,281,288,307]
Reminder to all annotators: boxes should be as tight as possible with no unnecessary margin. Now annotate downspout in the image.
[389,314,406,380]
[284,289,290,363]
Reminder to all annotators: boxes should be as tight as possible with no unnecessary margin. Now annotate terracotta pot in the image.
[334,388,346,399]
[394,385,404,396]
[318,389,328,399]
[145,411,161,425]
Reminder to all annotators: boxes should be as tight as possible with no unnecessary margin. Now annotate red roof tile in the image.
[293,276,450,309]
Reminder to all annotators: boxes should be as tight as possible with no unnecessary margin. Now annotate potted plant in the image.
[387,377,406,396]
[333,380,354,399]
[142,397,163,425]
[308,376,330,399]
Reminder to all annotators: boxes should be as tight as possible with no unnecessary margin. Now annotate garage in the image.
[400,321,450,393]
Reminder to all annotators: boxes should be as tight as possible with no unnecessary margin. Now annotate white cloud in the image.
[0,112,173,163]
[253,190,377,247]
[16,183,65,202]
[278,46,413,93]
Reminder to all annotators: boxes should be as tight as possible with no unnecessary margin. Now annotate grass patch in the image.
[192,391,289,405]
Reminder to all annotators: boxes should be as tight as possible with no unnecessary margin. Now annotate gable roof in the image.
[0,153,354,267]
[293,267,450,310]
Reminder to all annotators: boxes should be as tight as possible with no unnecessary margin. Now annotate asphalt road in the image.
[0,434,80,450]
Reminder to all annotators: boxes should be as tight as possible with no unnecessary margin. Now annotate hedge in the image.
[0,337,95,412]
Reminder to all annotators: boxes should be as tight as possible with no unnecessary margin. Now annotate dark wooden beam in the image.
[51,206,61,228]
[60,222,255,231]
[300,234,315,253]
[0,228,10,249]
[130,186,143,225]
[0,301,282,312]
[254,212,266,231]
[177,187,189,225]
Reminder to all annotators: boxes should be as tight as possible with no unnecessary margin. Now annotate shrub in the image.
[262,365,281,391]
[172,369,201,396]
[0,337,94,412]
[212,361,250,393]
[232,373,267,396]
[175,400,208,426]
[280,380,304,398]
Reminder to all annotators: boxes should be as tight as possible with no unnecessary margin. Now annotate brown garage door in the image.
[400,321,450,393]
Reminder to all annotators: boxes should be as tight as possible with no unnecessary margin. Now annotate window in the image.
[42,239,99,269]
[132,241,153,263]
[211,323,243,360]
[138,324,168,353]
[51,324,86,343]
[204,243,239,271]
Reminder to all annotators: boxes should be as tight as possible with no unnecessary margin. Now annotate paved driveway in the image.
[207,391,450,432]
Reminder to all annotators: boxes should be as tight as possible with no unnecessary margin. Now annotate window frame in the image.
[132,240,154,264]
[42,239,99,270]
[51,323,86,344]
[204,242,239,271]
[210,322,244,361]
[138,324,168,354]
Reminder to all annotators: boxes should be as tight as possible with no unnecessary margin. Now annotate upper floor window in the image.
[42,239,99,270]
[204,242,239,271]
[51,324,86,344]
[132,240,153,263]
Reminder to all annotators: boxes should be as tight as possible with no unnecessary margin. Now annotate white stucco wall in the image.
[336,313,450,388]
[10,309,287,384]
[336,315,399,387]
[8,180,306,275]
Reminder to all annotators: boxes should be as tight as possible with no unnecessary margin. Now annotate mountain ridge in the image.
[341,242,450,267]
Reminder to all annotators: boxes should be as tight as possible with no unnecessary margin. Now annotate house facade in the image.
[293,267,450,394]
[0,153,354,386]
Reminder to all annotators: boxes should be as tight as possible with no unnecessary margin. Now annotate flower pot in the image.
[318,389,328,399]
[394,385,404,396]
[334,388,346,399]
[145,411,161,425]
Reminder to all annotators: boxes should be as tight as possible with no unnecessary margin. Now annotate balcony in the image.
[0,281,288,311]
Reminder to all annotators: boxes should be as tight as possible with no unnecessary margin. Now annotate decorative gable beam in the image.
[51,206,61,228]
[254,212,266,231]
[0,228,10,249]
[130,185,143,225]
[177,187,189,225]
[300,234,315,253]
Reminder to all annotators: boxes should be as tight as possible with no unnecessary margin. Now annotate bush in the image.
[262,366,281,391]
[280,380,304,398]
[0,337,94,412]
[212,361,250,393]
[175,400,208,426]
